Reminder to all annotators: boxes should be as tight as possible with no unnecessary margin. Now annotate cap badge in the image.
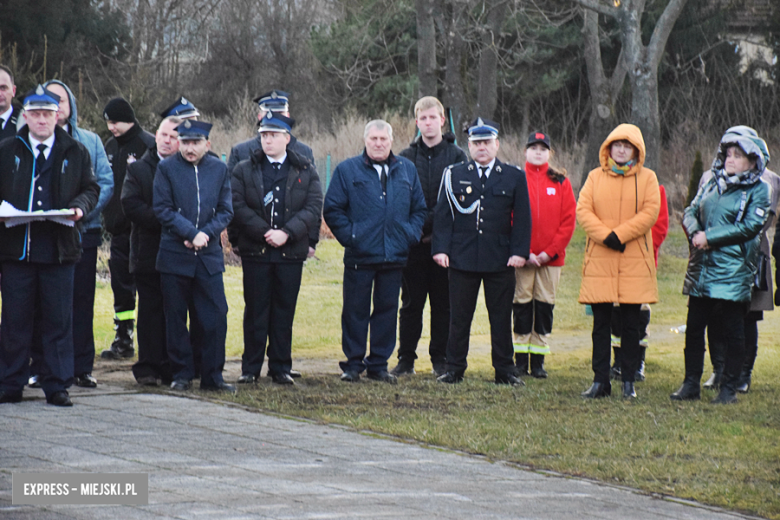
[265,111,273,119]
[184,120,192,128]
[36,85,44,95]
[181,97,188,105]
[271,92,278,99]
[476,117,484,127]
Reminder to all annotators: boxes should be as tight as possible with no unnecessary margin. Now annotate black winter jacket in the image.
[103,122,155,235]
[230,148,322,261]
[0,126,100,264]
[399,133,467,239]
[121,147,162,273]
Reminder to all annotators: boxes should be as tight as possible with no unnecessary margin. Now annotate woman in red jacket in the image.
[513,132,576,378]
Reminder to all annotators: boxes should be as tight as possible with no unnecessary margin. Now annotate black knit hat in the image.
[103,97,136,123]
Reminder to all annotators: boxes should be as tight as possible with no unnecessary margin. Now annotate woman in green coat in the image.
[673,129,771,404]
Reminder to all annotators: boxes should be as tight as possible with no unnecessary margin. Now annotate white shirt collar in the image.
[29,133,55,161]
[0,106,13,129]
[268,153,287,165]
[476,158,496,178]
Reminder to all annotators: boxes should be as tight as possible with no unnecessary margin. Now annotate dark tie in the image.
[479,166,488,189]
[0,117,4,129]
[380,165,387,193]
[273,163,281,170]
[36,144,47,172]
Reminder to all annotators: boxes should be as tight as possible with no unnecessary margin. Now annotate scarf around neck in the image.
[607,157,635,175]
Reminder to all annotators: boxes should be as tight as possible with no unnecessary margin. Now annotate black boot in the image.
[622,381,636,399]
[515,353,529,377]
[702,368,722,390]
[581,382,611,399]
[101,319,135,359]
[736,369,751,394]
[530,354,548,379]
[610,347,622,381]
[635,347,646,382]
[711,384,738,404]
[390,358,415,376]
[670,377,700,401]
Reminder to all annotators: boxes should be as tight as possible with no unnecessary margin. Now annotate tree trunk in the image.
[443,0,470,136]
[416,0,437,97]
[476,0,507,119]
[629,65,661,171]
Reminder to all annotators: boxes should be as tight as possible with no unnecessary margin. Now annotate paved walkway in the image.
[0,387,763,519]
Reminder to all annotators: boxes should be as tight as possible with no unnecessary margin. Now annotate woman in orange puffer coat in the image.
[576,124,660,399]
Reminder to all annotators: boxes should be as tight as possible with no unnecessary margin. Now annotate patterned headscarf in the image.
[710,126,769,194]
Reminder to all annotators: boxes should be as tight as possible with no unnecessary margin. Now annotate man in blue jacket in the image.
[153,120,235,393]
[324,120,427,383]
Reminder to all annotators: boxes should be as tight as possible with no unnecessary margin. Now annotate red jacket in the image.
[525,162,576,266]
[651,185,669,266]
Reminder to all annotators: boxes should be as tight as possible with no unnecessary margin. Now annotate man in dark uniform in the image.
[228,89,318,378]
[391,96,467,377]
[101,98,155,360]
[324,120,427,384]
[231,112,322,385]
[432,118,531,386]
[0,65,21,141]
[153,120,234,393]
[0,86,99,406]
[121,115,181,386]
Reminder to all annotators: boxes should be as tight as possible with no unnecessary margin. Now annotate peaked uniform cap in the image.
[253,90,290,112]
[160,96,200,119]
[257,111,293,134]
[175,119,212,140]
[23,85,60,111]
[468,117,499,141]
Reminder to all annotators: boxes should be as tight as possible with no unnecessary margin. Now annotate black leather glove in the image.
[604,232,626,252]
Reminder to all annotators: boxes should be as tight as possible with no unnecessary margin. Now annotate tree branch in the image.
[572,0,617,19]
[647,0,689,70]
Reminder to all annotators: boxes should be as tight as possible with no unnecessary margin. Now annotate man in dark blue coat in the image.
[433,118,531,386]
[0,86,99,406]
[230,113,322,386]
[324,120,427,383]
[153,120,235,393]
[0,65,21,141]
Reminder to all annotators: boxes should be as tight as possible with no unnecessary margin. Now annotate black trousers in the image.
[161,262,228,388]
[241,261,303,376]
[109,230,136,317]
[707,310,760,375]
[445,268,515,376]
[1,262,75,397]
[340,266,402,374]
[397,242,449,364]
[686,296,747,390]
[591,303,641,383]
[132,272,171,383]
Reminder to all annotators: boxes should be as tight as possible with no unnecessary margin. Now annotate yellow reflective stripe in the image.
[528,344,550,355]
[115,311,135,321]
[513,343,530,353]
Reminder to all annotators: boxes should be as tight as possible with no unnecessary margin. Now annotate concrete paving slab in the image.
[0,388,764,519]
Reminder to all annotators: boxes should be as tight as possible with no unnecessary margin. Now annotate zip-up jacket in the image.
[104,122,154,235]
[121,147,162,273]
[524,162,576,267]
[230,147,322,261]
[399,132,467,239]
[44,80,114,233]
[0,126,99,264]
[153,151,233,276]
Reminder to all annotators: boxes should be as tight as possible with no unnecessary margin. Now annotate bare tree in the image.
[574,0,689,171]
[416,0,438,97]
[475,0,508,119]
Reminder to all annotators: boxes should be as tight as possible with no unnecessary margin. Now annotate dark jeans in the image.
[591,303,641,383]
[161,262,228,388]
[445,268,515,376]
[686,296,747,390]
[1,262,75,397]
[109,231,136,317]
[241,261,303,376]
[132,272,171,383]
[397,242,449,364]
[340,266,402,374]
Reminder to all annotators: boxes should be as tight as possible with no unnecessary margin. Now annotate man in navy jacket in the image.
[153,120,234,393]
[324,120,427,383]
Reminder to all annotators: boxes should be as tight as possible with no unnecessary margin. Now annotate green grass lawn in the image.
[93,227,780,518]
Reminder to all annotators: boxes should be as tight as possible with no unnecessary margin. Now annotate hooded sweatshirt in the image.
[43,80,113,234]
[576,124,661,304]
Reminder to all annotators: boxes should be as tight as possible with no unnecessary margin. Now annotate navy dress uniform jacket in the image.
[0,126,99,263]
[432,159,532,272]
[153,152,233,276]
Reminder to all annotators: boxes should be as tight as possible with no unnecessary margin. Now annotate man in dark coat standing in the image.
[230,113,322,385]
[0,65,21,141]
[324,120,427,384]
[433,118,531,386]
[0,86,99,406]
[101,97,155,360]
[391,96,467,377]
[121,115,182,386]
[153,120,234,393]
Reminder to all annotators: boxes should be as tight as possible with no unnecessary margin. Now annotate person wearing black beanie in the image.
[101,97,155,361]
